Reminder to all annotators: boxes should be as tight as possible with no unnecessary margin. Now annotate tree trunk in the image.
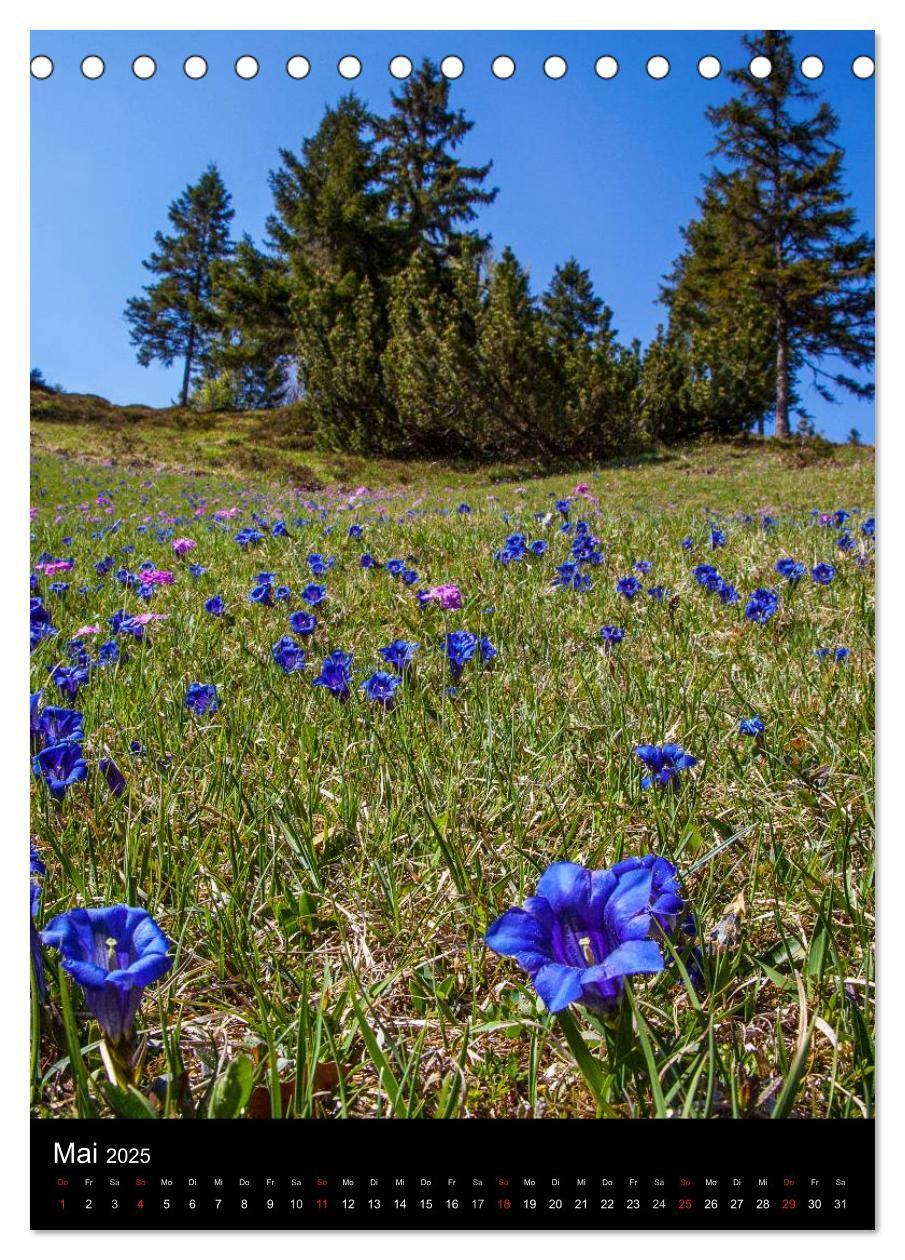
[774,314,790,439]
[180,324,196,407]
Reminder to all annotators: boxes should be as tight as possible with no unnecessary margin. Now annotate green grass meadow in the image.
[30,435,875,1121]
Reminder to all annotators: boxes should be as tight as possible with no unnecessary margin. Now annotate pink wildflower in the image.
[172,537,197,557]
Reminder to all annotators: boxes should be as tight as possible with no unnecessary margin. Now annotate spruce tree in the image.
[541,259,611,355]
[207,236,294,408]
[267,97,395,447]
[663,183,776,435]
[701,30,874,438]
[374,59,497,267]
[124,164,234,406]
[477,247,558,456]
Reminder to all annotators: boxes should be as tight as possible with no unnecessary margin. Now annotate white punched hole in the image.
[184,55,208,80]
[389,55,412,79]
[441,55,464,79]
[852,55,875,80]
[338,55,362,80]
[235,55,259,80]
[646,55,670,80]
[698,55,721,79]
[749,55,772,79]
[544,55,567,80]
[81,55,105,80]
[800,55,824,80]
[286,56,310,80]
[492,55,516,80]
[132,55,156,80]
[30,55,53,79]
[595,55,619,80]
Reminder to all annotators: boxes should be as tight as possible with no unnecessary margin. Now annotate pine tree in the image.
[702,30,874,438]
[124,164,234,406]
[374,59,497,267]
[476,248,558,456]
[541,259,610,355]
[207,236,293,408]
[383,241,485,453]
[267,97,395,447]
[663,183,776,435]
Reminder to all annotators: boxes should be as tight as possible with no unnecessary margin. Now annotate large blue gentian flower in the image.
[312,650,353,700]
[37,706,84,749]
[378,639,420,673]
[33,742,88,798]
[361,670,402,708]
[272,635,306,674]
[634,743,698,789]
[41,905,172,1046]
[184,682,219,715]
[485,857,684,1014]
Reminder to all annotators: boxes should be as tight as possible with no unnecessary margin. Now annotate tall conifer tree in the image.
[698,30,874,437]
[124,164,234,405]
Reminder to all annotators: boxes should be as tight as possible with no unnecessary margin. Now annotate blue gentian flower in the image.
[385,559,405,576]
[776,557,805,584]
[555,499,571,516]
[812,563,836,585]
[738,716,765,737]
[287,610,316,637]
[33,742,88,798]
[681,536,693,550]
[99,757,127,797]
[443,630,477,680]
[37,706,84,748]
[458,503,471,514]
[633,560,653,574]
[530,540,548,556]
[98,639,120,665]
[249,581,274,606]
[401,568,419,586]
[30,690,43,749]
[479,636,497,664]
[184,683,219,715]
[553,562,591,591]
[861,517,875,538]
[616,576,642,600]
[234,527,264,548]
[710,528,726,549]
[360,553,379,569]
[647,585,668,601]
[600,625,625,648]
[312,650,353,700]
[745,588,779,624]
[188,563,206,578]
[204,595,225,616]
[349,524,363,539]
[378,639,420,673]
[30,844,46,999]
[50,664,90,700]
[272,635,306,673]
[361,670,402,708]
[634,743,698,789]
[815,646,850,663]
[485,857,683,1014]
[300,583,327,606]
[40,905,171,1047]
[716,579,740,605]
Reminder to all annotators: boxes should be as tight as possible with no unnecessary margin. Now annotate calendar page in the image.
[28,23,875,1232]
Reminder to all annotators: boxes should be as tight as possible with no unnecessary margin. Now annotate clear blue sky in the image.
[30,29,875,440]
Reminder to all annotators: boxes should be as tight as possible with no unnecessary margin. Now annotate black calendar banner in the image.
[31,1118,875,1229]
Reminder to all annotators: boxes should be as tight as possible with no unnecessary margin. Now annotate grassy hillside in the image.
[31,385,873,506]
